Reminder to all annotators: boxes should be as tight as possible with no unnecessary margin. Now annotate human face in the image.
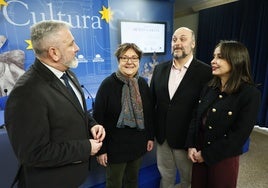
[57,29,80,69]
[171,28,195,60]
[118,48,139,78]
[211,46,232,81]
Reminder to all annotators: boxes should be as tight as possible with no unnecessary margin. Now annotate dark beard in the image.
[173,52,187,60]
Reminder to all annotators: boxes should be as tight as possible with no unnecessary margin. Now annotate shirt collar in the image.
[172,55,193,70]
[41,62,65,79]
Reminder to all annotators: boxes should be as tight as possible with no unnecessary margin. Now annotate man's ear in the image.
[48,47,60,61]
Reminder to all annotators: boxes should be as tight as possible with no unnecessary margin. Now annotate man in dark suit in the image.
[5,20,105,188]
[150,27,212,188]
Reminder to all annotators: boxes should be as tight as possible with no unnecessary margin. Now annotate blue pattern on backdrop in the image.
[0,0,174,187]
[0,0,174,100]
[0,0,111,98]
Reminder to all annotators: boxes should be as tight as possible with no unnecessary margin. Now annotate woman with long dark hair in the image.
[186,40,261,188]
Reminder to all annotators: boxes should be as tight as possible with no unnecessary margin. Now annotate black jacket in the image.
[93,73,154,163]
[5,59,97,188]
[186,83,261,166]
[150,58,212,149]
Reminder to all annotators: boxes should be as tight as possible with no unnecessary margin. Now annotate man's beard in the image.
[173,51,187,60]
[64,57,78,68]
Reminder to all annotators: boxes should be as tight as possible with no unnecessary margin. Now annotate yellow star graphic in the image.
[25,40,33,50]
[99,6,113,23]
[0,0,8,10]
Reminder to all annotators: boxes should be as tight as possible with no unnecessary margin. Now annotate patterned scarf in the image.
[116,71,145,130]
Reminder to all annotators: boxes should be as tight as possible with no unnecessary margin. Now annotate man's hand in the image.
[89,139,102,156]
[91,124,105,142]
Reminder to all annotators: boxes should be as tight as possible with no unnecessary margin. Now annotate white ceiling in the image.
[174,0,239,18]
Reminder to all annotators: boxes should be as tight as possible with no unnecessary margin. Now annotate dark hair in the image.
[114,43,143,61]
[208,40,254,93]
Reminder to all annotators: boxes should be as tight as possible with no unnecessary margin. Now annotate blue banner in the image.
[0,0,173,102]
[0,0,111,98]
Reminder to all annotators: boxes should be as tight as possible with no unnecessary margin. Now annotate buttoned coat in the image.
[186,83,261,166]
[150,58,212,149]
[5,59,97,188]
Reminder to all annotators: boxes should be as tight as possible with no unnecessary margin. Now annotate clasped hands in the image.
[89,124,105,156]
[96,140,155,167]
[188,148,204,163]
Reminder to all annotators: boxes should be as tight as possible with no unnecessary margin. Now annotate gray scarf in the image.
[115,71,145,130]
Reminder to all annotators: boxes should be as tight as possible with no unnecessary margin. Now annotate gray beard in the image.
[64,57,78,68]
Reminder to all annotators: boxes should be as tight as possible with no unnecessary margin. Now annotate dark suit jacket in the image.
[150,58,212,149]
[5,59,97,188]
[185,84,261,166]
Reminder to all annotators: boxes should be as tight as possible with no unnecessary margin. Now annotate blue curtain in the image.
[196,0,268,126]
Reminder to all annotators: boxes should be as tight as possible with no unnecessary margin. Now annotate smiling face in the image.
[118,48,140,78]
[211,46,232,82]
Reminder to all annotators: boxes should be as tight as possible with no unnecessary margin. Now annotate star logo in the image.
[0,0,7,10]
[99,6,113,23]
[25,40,33,50]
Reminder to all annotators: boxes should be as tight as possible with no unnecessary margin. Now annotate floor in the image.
[237,126,268,188]
[90,126,268,188]
[1,126,267,188]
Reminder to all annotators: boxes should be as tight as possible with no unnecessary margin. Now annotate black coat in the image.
[150,59,212,149]
[93,73,154,163]
[5,59,97,188]
[186,83,261,166]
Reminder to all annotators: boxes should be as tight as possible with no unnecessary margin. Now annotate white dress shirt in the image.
[168,56,193,99]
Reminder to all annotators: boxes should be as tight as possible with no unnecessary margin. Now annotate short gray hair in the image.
[30,20,71,56]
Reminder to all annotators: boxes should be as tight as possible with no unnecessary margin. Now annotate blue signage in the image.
[0,0,111,98]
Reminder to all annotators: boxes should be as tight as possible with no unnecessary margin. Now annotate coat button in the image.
[207,141,211,145]
[208,126,212,129]
[199,100,201,103]
[219,94,223,98]
[212,108,216,112]
[228,111,233,116]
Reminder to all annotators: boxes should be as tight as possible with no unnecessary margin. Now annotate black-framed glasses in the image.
[119,56,139,62]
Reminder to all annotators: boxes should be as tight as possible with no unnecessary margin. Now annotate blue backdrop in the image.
[0,0,173,100]
[0,1,174,187]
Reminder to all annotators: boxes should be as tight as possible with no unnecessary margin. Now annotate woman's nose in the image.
[211,58,216,65]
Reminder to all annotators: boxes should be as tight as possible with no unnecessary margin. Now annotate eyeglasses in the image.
[119,56,139,62]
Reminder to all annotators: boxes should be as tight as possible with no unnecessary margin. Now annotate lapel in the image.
[33,59,86,116]
[161,61,173,101]
[171,59,198,101]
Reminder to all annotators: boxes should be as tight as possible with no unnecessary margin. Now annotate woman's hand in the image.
[96,153,108,167]
[147,140,154,151]
[194,151,204,163]
[188,148,198,163]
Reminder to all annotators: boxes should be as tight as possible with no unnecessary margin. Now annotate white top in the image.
[168,56,193,99]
